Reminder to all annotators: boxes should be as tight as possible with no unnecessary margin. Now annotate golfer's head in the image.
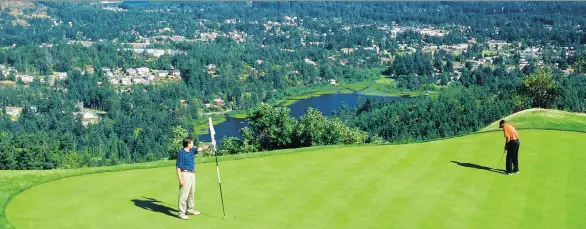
[183,137,194,148]
[499,120,506,128]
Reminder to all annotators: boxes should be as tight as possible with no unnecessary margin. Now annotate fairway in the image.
[7,130,586,229]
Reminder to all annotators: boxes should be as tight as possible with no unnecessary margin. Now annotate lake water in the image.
[198,93,405,144]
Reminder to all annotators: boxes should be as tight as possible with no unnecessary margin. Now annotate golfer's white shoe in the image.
[179,215,189,220]
[188,211,201,216]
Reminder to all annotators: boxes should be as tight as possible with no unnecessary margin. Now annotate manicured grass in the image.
[343,81,372,91]
[5,108,586,228]
[192,115,226,135]
[274,86,351,107]
[5,130,586,229]
[0,146,340,229]
[481,108,586,133]
[226,110,248,119]
[374,76,395,85]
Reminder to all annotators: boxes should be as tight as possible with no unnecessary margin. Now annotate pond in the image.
[198,93,406,144]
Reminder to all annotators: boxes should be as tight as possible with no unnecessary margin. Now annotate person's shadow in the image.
[131,196,225,220]
[450,161,504,174]
[131,197,177,217]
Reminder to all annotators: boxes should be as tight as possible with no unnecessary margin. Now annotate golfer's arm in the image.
[176,167,182,181]
[197,145,209,152]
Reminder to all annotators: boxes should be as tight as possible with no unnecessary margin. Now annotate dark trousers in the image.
[506,139,520,173]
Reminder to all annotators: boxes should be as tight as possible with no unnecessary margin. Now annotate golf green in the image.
[6,130,586,229]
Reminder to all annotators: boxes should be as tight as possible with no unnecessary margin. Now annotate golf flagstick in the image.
[209,117,227,220]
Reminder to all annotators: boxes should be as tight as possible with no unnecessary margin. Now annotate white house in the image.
[172,70,181,78]
[146,75,156,82]
[132,77,146,84]
[126,68,137,76]
[6,106,23,117]
[16,74,34,83]
[304,58,317,66]
[156,70,168,78]
[121,78,132,85]
[57,72,67,80]
[136,67,150,75]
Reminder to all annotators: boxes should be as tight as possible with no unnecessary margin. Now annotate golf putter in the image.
[496,149,506,171]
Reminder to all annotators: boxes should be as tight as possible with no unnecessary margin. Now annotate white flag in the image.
[208,117,217,150]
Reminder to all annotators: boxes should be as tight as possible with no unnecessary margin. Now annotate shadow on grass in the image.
[131,196,225,220]
[131,197,177,217]
[450,161,505,174]
[200,212,225,220]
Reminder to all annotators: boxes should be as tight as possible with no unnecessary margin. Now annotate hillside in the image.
[481,108,586,133]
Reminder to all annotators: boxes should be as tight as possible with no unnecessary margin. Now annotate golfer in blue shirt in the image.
[176,136,209,220]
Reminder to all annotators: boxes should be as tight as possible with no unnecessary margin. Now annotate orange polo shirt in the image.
[503,123,519,141]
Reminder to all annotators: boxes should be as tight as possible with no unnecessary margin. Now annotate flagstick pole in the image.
[209,117,226,220]
[214,147,227,220]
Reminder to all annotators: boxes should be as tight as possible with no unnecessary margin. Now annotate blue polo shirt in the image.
[176,148,198,171]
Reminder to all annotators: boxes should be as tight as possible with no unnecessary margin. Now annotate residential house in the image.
[213,98,225,107]
[57,72,68,80]
[341,48,355,54]
[109,78,119,85]
[86,66,95,74]
[121,78,132,85]
[82,111,100,126]
[155,70,168,78]
[136,67,150,76]
[172,70,181,78]
[304,58,317,66]
[126,68,138,76]
[179,100,188,108]
[5,106,23,117]
[132,77,146,84]
[16,74,34,83]
[106,71,115,78]
[145,74,155,82]
[148,49,166,57]
[171,36,185,42]
[328,79,337,85]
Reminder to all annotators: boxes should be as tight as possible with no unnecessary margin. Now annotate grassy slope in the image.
[481,108,586,133]
[3,108,586,229]
[274,76,420,107]
[190,114,226,135]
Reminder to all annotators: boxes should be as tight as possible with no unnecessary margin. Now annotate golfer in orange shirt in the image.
[499,120,521,175]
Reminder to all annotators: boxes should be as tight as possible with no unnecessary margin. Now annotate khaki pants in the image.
[178,172,195,216]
